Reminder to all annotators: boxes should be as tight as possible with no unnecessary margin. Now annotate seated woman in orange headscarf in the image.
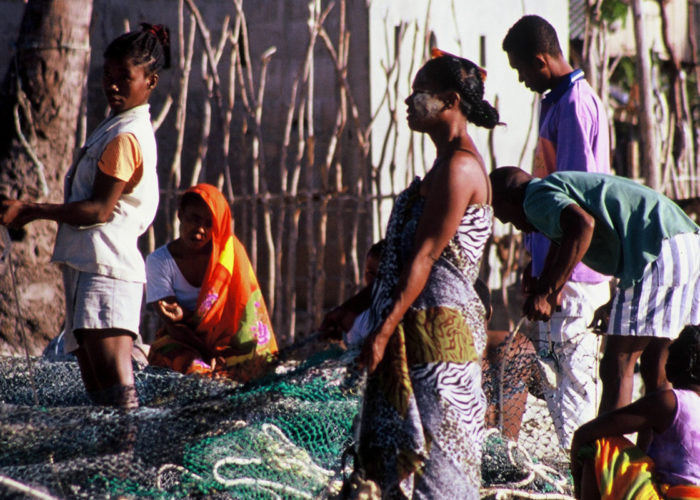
[146,184,277,382]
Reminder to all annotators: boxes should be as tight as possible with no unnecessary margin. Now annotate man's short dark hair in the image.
[502,15,562,61]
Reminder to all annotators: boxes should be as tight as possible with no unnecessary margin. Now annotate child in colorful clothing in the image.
[146,184,278,382]
[571,324,700,499]
[0,24,169,408]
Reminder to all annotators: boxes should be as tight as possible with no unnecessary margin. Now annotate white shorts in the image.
[62,266,144,353]
[534,280,610,448]
[609,232,700,338]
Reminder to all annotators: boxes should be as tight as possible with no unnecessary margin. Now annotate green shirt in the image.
[523,172,699,288]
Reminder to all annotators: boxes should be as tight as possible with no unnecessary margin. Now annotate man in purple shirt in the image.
[502,15,612,449]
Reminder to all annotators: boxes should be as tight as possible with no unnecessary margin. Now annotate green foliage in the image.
[612,57,637,93]
[600,0,629,25]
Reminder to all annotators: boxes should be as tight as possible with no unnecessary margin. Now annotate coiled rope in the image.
[480,428,574,498]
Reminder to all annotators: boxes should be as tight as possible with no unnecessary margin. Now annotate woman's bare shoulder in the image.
[449,149,490,203]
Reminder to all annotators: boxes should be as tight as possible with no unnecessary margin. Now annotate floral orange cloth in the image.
[148,184,277,382]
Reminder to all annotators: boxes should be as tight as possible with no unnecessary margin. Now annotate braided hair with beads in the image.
[104,23,171,76]
[424,47,500,129]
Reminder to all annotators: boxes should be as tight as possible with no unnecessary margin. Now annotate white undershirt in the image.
[145,244,200,312]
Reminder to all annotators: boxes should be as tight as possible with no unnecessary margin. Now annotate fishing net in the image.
[1,335,575,500]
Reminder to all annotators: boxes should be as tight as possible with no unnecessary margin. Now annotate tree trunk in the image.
[0,0,93,354]
[631,0,659,189]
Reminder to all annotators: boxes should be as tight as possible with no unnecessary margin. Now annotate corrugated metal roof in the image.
[570,0,586,40]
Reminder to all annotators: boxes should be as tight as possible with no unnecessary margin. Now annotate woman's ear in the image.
[442,90,460,110]
[148,73,159,90]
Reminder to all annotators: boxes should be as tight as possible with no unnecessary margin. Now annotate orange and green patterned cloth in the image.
[148,184,277,382]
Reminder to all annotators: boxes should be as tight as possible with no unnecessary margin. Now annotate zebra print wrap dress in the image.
[359,177,492,499]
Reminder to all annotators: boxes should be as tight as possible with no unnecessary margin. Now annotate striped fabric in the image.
[610,232,700,338]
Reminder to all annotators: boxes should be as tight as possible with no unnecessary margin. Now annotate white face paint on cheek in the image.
[412,93,443,118]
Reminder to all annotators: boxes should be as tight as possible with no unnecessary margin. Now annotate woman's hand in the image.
[156,299,186,323]
[0,200,33,228]
[358,321,394,373]
[523,277,561,322]
[162,321,214,362]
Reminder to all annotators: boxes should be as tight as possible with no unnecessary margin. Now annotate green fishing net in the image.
[1,339,573,499]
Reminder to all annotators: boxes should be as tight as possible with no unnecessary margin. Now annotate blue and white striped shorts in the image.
[609,232,700,338]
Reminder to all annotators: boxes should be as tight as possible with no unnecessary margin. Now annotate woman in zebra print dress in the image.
[322,50,499,498]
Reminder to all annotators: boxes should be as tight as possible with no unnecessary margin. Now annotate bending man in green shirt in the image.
[490,166,700,418]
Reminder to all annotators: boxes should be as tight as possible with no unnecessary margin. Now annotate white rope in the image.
[482,427,572,495]
[213,461,313,499]
[506,440,569,493]
[156,463,204,490]
[259,423,334,479]
[479,487,575,500]
[157,422,332,499]
[210,422,334,498]
[0,473,60,500]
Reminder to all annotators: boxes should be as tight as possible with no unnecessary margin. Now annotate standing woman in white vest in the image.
[0,24,170,409]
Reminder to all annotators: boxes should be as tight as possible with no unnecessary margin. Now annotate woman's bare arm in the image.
[0,170,126,228]
[570,389,676,466]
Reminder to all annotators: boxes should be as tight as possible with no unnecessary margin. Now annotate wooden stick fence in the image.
[125,0,699,345]
[139,0,384,343]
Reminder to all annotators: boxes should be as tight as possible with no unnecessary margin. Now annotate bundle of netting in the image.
[1,338,574,499]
